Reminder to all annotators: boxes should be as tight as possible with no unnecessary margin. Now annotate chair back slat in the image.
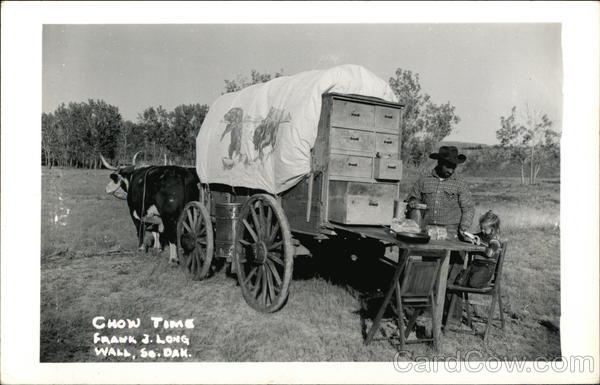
[400,256,442,298]
[491,240,508,288]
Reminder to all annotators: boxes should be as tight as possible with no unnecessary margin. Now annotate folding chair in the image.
[394,254,444,350]
[445,241,508,344]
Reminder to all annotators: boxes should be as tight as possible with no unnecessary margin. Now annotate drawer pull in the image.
[348,162,358,167]
[387,165,397,169]
[383,140,393,144]
[351,112,361,117]
[368,200,379,207]
[349,136,360,141]
[384,114,394,119]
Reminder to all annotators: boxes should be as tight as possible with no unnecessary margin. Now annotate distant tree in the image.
[497,105,559,184]
[461,145,512,176]
[522,106,557,184]
[137,106,171,162]
[134,103,209,165]
[118,120,146,164]
[166,103,209,164]
[85,99,122,168]
[421,101,460,141]
[223,69,284,93]
[42,112,57,167]
[42,100,122,168]
[389,69,428,161]
[388,69,460,166]
[52,103,80,167]
[497,106,528,183]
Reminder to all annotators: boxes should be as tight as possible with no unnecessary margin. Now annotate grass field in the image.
[41,168,560,362]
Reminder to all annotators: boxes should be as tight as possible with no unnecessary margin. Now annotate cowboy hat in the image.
[429,146,467,164]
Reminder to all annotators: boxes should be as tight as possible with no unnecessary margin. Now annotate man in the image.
[406,146,474,239]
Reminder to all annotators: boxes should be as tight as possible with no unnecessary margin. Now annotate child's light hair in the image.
[479,210,501,235]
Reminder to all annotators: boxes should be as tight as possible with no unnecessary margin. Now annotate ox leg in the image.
[131,210,145,251]
[168,243,178,265]
[152,232,161,249]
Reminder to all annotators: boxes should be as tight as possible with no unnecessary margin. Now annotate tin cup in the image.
[408,203,428,231]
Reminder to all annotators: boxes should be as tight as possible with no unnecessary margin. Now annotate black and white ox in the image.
[101,153,200,264]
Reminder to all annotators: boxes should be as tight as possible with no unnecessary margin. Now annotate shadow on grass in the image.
[292,235,394,294]
[291,234,402,344]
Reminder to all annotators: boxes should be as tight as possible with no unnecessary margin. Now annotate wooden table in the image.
[330,225,485,349]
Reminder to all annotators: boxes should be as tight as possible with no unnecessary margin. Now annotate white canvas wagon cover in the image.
[196,64,398,194]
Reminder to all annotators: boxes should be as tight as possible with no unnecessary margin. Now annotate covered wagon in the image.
[177,64,405,312]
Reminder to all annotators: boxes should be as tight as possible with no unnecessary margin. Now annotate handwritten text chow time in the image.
[92,316,195,360]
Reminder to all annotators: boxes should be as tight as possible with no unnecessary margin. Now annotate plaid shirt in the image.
[406,169,474,231]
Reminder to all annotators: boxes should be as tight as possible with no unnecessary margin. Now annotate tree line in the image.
[42,101,208,168]
[41,67,559,183]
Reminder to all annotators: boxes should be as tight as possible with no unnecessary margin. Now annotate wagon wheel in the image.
[234,194,293,313]
[177,201,214,280]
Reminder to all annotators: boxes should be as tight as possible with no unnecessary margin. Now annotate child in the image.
[459,210,502,288]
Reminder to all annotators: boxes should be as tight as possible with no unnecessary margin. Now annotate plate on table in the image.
[394,231,431,243]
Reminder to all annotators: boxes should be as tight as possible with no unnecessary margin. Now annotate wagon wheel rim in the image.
[234,194,293,313]
[177,202,214,280]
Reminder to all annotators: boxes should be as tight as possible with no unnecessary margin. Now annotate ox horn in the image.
[132,151,143,166]
[100,154,118,170]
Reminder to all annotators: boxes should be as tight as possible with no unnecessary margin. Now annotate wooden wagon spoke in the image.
[197,236,207,246]
[242,219,259,242]
[260,266,268,306]
[182,221,192,233]
[196,248,204,267]
[268,252,284,266]
[238,239,251,246]
[190,249,198,274]
[243,266,259,285]
[268,221,280,243]
[194,207,200,227]
[258,203,266,237]
[266,259,282,286]
[252,269,262,298]
[268,240,283,251]
[250,206,263,239]
[197,249,206,263]
[189,251,195,273]
[265,264,276,302]
[265,204,272,227]
[186,209,195,229]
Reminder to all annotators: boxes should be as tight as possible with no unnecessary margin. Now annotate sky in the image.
[43,23,562,145]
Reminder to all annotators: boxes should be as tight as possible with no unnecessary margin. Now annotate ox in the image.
[101,153,200,264]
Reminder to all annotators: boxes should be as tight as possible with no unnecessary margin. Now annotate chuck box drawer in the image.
[374,158,402,181]
[330,127,375,154]
[327,181,397,225]
[329,154,372,179]
[375,133,400,156]
[330,99,374,130]
[374,105,400,134]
